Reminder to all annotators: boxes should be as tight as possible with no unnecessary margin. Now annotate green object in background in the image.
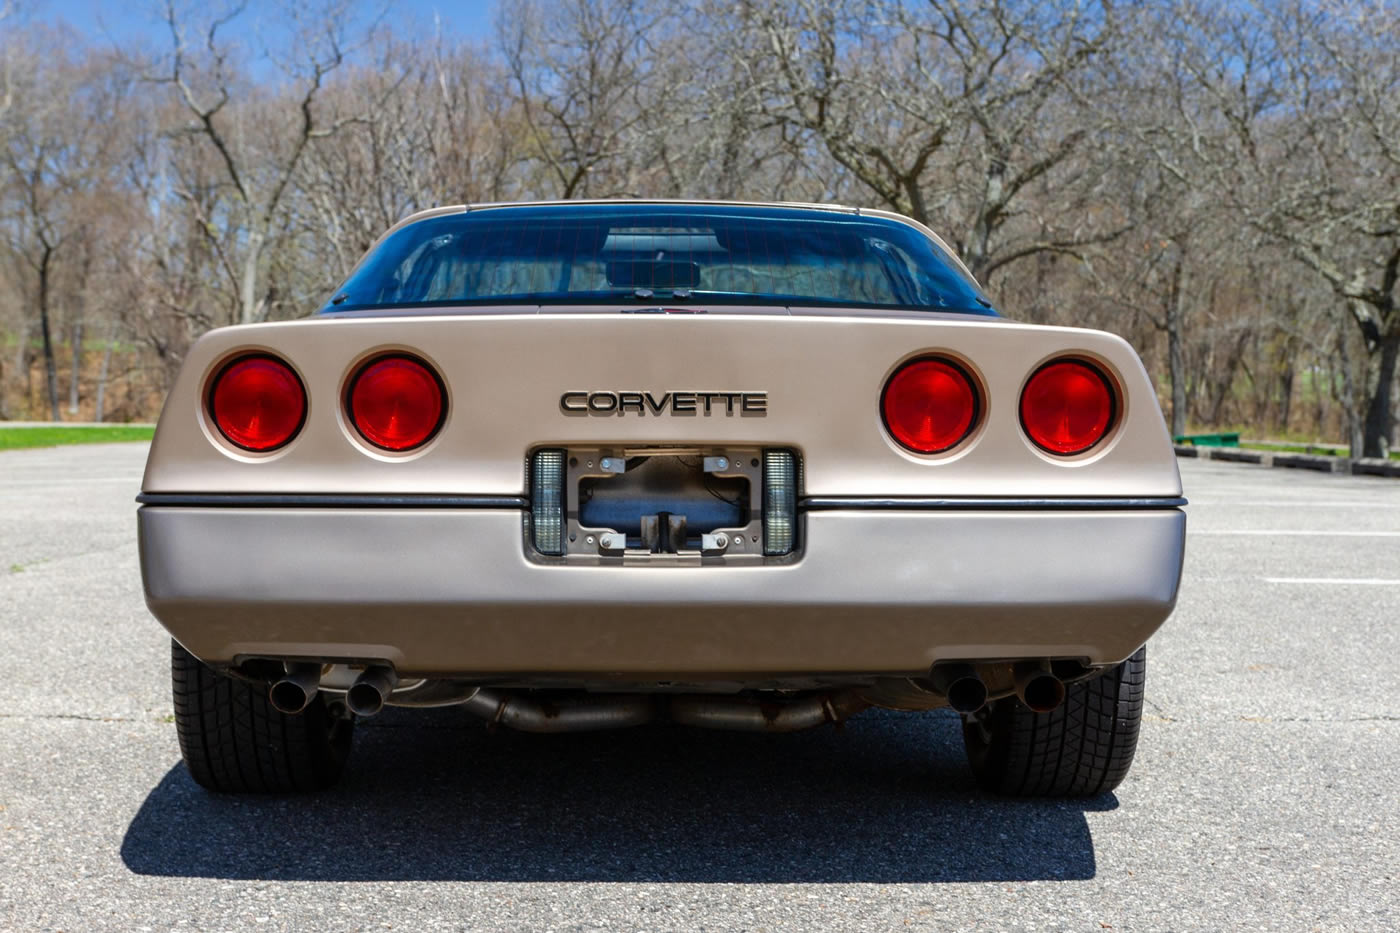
[0,425,155,450]
[1174,432,1241,447]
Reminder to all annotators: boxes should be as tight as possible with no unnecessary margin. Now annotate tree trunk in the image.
[1312,350,1327,441]
[1337,328,1365,456]
[68,318,84,415]
[37,245,61,422]
[1166,255,1187,437]
[1207,330,1249,426]
[1278,357,1294,432]
[0,322,26,421]
[94,326,116,424]
[13,321,32,408]
[1361,334,1399,458]
[239,228,266,325]
[67,246,91,415]
[965,157,1006,282]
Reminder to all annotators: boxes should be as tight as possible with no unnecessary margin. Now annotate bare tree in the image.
[0,0,1392,442]
[297,34,518,285]
[501,0,667,199]
[1260,0,1400,456]
[1164,0,1399,456]
[154,1,372,324]
[0,34,123,420]
[738,0,1129,283]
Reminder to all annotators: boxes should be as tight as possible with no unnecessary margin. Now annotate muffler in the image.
[462,688,656,732]
[457,688,870,733]
[928,662,989,714]
[269,663,321,714]
[1014,661,1067,713]
[669,690,869,731]
[346,666,399,718]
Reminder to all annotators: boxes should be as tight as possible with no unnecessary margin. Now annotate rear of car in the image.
[139,202,1184,796]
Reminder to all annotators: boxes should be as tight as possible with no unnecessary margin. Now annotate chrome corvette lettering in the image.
[561,391,767,415]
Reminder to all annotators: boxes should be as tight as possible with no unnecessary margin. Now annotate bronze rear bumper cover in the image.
[138,506,1185,676]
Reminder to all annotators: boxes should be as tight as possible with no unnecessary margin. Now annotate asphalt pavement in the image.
[1,443,1396,931]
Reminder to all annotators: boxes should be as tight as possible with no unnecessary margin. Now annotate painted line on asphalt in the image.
[4,477,145,486]
[1191,530,1400,537]
[1264,577,1400,586]
[1188,500,1400,508]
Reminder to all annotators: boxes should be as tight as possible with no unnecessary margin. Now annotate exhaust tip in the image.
[269,682,313,714]
[929,662,989,714]
[1015,663,1067,714]
[346,683,384,717]
[346,666,398,718]
[268,663,321,714]
[945,676,989,714]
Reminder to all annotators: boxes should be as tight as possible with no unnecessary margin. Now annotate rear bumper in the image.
[138,506,1185,676]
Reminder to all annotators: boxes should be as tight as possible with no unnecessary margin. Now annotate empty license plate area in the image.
[528,446,798,563]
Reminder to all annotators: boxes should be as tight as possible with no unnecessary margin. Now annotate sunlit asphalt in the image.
[1,444,1397,930]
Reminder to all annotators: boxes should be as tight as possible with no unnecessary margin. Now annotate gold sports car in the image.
[138,201,1185,796]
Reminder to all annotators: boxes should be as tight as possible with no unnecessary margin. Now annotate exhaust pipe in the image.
[346,666,399,718]
[462,688,656,732]
[1014,661,1067,713]
[458,688,869,733]
[269,663,321,714]
[928,663,989,714]
[669,690,869,731]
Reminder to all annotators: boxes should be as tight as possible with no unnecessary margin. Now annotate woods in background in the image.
[1,0,1397,455]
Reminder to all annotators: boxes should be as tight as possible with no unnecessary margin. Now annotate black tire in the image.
[171,640,352,793]
[962,646,1146,798]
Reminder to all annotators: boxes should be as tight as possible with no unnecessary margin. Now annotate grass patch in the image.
[1240,441,1400,461]
[1241,441,1346,457]
[0,424,155,450]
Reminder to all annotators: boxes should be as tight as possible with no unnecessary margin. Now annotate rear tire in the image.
[962,646,1146,797]
[171,640,352,793]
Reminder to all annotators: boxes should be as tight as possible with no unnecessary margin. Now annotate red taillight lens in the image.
[209,355,306,451]
[347,355,446,451]
[881,357,979,454]
[1020,359,1115,455]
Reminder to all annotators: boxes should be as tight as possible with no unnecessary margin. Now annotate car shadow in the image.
[121,706,1112,883]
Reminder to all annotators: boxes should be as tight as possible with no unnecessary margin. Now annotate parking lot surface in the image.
[1,443,1397,931]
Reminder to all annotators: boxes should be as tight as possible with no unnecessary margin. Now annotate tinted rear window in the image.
[324,204,994,314]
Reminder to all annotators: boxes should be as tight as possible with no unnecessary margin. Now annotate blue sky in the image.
[28,1,499,50]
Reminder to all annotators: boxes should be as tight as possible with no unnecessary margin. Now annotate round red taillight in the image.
[347,355,446,451]
[881,357,979,454]
[1020,359,1116,455]
[209,355,306,452]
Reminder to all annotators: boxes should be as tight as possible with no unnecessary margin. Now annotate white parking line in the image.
[1189,500,1400,508]
[1264,577,1400,586]
[3,478,144,486]
[1191,530,1400,537]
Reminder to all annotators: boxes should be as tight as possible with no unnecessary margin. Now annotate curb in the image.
[1175,445,1400,478]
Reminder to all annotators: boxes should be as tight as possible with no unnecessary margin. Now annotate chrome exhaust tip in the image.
[346,666,399,718]
[269,663,321,714]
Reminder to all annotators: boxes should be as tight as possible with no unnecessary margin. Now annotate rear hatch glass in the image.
[324,204,994,315]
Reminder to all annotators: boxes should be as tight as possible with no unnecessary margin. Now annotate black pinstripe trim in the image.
[799,496,1187,511]
[137,493,528,509]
